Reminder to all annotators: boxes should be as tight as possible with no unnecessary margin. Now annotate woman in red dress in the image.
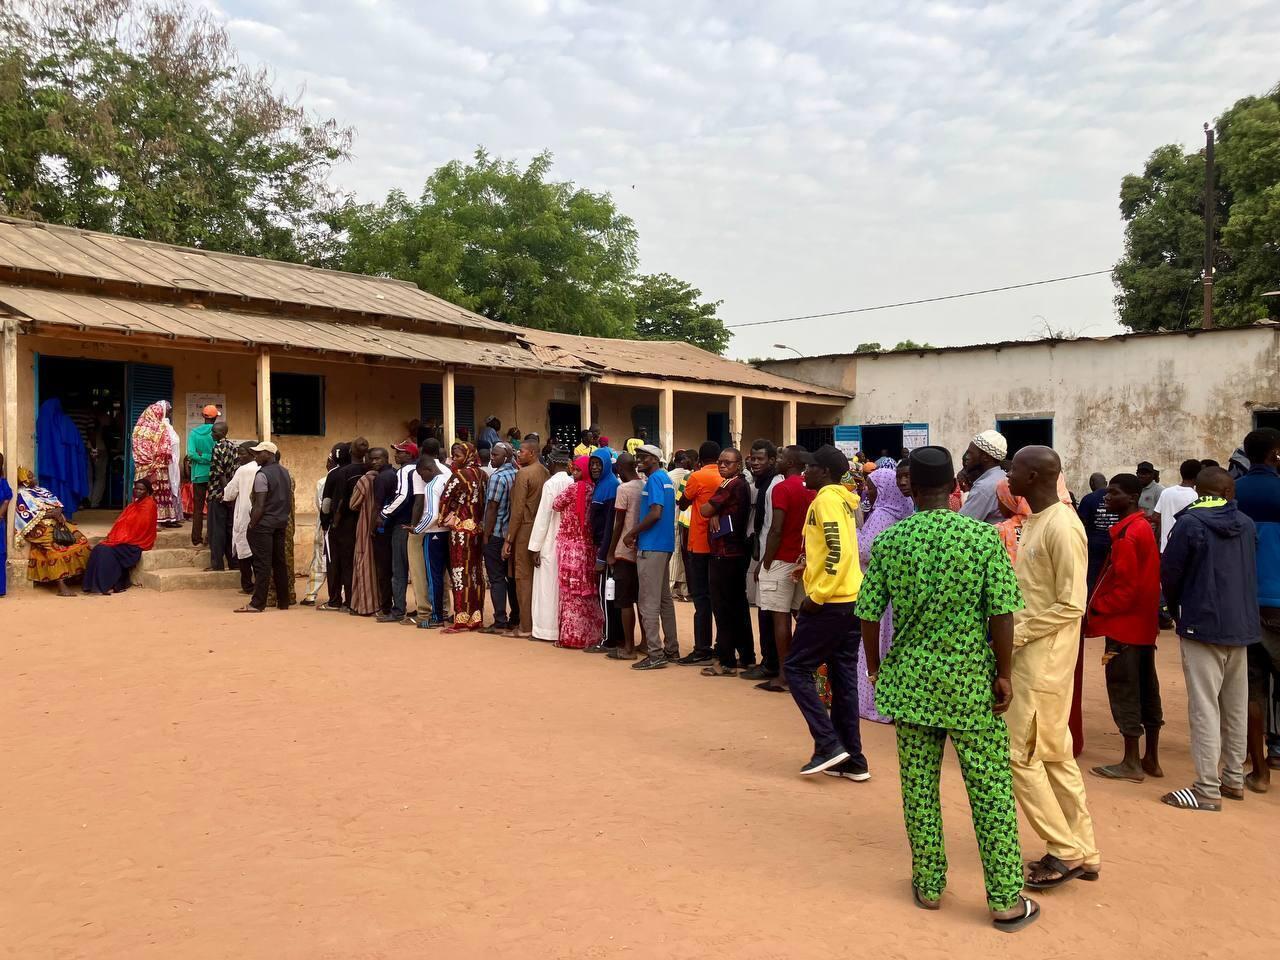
[438,442,487,632]
[551,456,604,649]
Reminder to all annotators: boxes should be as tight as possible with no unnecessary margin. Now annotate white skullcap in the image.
[972,430,1007,461]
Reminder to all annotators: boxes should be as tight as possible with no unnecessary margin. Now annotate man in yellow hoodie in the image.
[783,444,870,779]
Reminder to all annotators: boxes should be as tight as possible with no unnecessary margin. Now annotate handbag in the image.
[52,522,76,547]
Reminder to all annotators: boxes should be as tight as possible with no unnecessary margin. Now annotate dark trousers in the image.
[373,530,393,615]
[191,482,208,545]
[483,536,517,627]
[238,556,254,593]
[758,607,779,674]
[1104,639,1163,737]
[390,525,410,619]
[709,554,754,668]
[248,525,289,611]
[425,532,449,623]
[207,500,235,571]
[327,519,356,607]
[785,601,866,764]
[686,552,713,654]
[597,567,622,649]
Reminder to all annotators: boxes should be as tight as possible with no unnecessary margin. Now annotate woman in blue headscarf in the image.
[36,398,90,519]
[586,447,622,652]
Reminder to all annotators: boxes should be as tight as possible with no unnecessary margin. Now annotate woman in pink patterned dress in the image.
[551,456,604,649]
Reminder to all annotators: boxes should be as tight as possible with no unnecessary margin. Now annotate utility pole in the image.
[1202,122,1215,330]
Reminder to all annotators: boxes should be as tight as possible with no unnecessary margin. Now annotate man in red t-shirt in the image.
[1086,472,1163,784]
[756,446,816,691]
[676,441,723,664]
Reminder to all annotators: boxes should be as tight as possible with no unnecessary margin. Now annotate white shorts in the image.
[757,559,805,613]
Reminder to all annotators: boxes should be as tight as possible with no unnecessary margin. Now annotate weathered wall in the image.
[743,397,783,448]
[761,326,1280,490]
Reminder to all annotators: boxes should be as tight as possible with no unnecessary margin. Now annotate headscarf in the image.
[132,400,173,468]
[860,467,914,561]
[589,447,619,504]
[101,492,158,550]
[14,467,63,542]
[572,455,594,521]
[875,456,899,469]
[995,478,1032,562]
[331,442,352,468]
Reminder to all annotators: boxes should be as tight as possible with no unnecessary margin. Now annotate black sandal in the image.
[992,896,1040,933]
[1023,854,1084,889]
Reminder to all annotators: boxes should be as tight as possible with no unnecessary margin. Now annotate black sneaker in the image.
[375,613,397,623]
[631,657,668,671]
[824,758,872,782]
[675,651,714,666]
[800,750,851,776]
[739,665,777,681]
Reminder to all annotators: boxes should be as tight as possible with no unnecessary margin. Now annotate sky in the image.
[213,0,1280,360]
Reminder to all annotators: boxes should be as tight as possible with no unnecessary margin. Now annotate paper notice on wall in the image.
[185,393,226,430]
[833,425,862,459]
[902,423,929,451]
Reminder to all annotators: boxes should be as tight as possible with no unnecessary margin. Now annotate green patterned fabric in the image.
[855,509,1023,730]
[896,720,1023,910]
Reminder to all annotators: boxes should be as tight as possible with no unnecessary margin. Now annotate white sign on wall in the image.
[185,393,226,431]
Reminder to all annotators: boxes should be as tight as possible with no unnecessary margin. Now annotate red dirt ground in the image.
[2,586,1278,959]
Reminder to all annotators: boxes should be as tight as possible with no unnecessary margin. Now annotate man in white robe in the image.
[221,442,260,593]
[528,453,574,642]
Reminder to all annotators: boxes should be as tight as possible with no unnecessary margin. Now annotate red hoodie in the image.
[1085,511,1161,646]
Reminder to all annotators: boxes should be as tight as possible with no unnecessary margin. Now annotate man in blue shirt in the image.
[1234,427,1280,792]
[482,442,519,634]
[626,444,680,670]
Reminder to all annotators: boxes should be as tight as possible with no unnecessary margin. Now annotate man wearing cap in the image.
[380,440,423,624]
[187,404,221,546]
[959,430,1008,524]
[626,444,680,669]
[479,416,501,451]
[1136,461,1164,525]
[1006,445,1099,891]
[857,445,1037,931]
[235,441,292,614]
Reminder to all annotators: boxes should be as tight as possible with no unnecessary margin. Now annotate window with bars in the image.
[271,373,325,435]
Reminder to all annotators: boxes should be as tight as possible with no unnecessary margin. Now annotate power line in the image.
[727,269,1114,329]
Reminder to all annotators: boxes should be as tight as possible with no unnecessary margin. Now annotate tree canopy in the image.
[1114,82,1280,331]
[0,0,352,263]
[854,340,934,353]
[339,151,730,350]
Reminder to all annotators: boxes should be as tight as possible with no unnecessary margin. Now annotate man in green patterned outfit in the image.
[856,445,1040,933]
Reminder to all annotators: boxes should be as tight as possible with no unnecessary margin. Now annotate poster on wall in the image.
[902,423,930,451]
[833,425,862,459]
[185,393,226,431]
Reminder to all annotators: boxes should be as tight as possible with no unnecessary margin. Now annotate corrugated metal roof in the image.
[0,285,559,373]
[0,216,509,335]
[516,328,848,397]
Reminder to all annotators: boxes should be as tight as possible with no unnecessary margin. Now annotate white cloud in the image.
[215,0,1280,357]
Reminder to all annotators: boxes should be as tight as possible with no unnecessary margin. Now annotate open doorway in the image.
[707,412,730,450]
[860,424,904,461]
[997,418,1054,459]
[1254,409,1280,431]
[548,401,581,451]
[36,355,127,509]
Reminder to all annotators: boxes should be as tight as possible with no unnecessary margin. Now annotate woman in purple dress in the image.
[857,463,915,722]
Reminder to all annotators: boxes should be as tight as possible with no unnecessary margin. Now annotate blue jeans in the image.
[390,525,410,619]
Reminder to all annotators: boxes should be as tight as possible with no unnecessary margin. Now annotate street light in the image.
[774,343,804,358]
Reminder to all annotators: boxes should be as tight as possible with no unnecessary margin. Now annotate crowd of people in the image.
[5,406,1280,933]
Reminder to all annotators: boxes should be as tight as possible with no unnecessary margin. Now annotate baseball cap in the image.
[1136,461,1155,472]
[250,441,278,455]
[201,404,221,417]
[392,441,419,458]
[636,444,663,459]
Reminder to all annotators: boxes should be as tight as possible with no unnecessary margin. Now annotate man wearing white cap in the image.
[235,441,293,613]
[961,430,1009,524]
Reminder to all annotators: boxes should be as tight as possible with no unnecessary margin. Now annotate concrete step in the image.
[138,548,204,572]
[135,567,243,593]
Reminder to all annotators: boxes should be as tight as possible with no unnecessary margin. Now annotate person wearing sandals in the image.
[1005,446,1100,891]
[605,453,643,660]
[782,445,869,781]
[698,448,755,676]
[857,445,1038,932]
[1159,466,1260,811]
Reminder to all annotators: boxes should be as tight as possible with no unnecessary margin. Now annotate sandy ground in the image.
[2,584,1279,960]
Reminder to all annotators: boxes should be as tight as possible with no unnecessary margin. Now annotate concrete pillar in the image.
[255,348,272,440]
[579,377,593,430]
[730,392,743,449]
[442,366,456,447]
[658,385,674,460]
[2,318,18,553]
[783,398,797,447]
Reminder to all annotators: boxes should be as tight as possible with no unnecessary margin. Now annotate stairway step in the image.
[135,567,243,593]
[138,548,203,572]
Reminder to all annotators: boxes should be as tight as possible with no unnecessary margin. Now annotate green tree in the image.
[854,341,882,352]
[339,150,640,337]
[0,0,351,263]
[891,339,933,351]
[630,272,728,354]
[1114,83,1280,330]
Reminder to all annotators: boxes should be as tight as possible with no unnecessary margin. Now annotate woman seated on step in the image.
[83,479,158,596]
[14,467,92,597]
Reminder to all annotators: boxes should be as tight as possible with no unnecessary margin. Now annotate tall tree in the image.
[630,272,728,354]
[1114,83,1280,330]
[340,150,641,338]
[0,0,351,263]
